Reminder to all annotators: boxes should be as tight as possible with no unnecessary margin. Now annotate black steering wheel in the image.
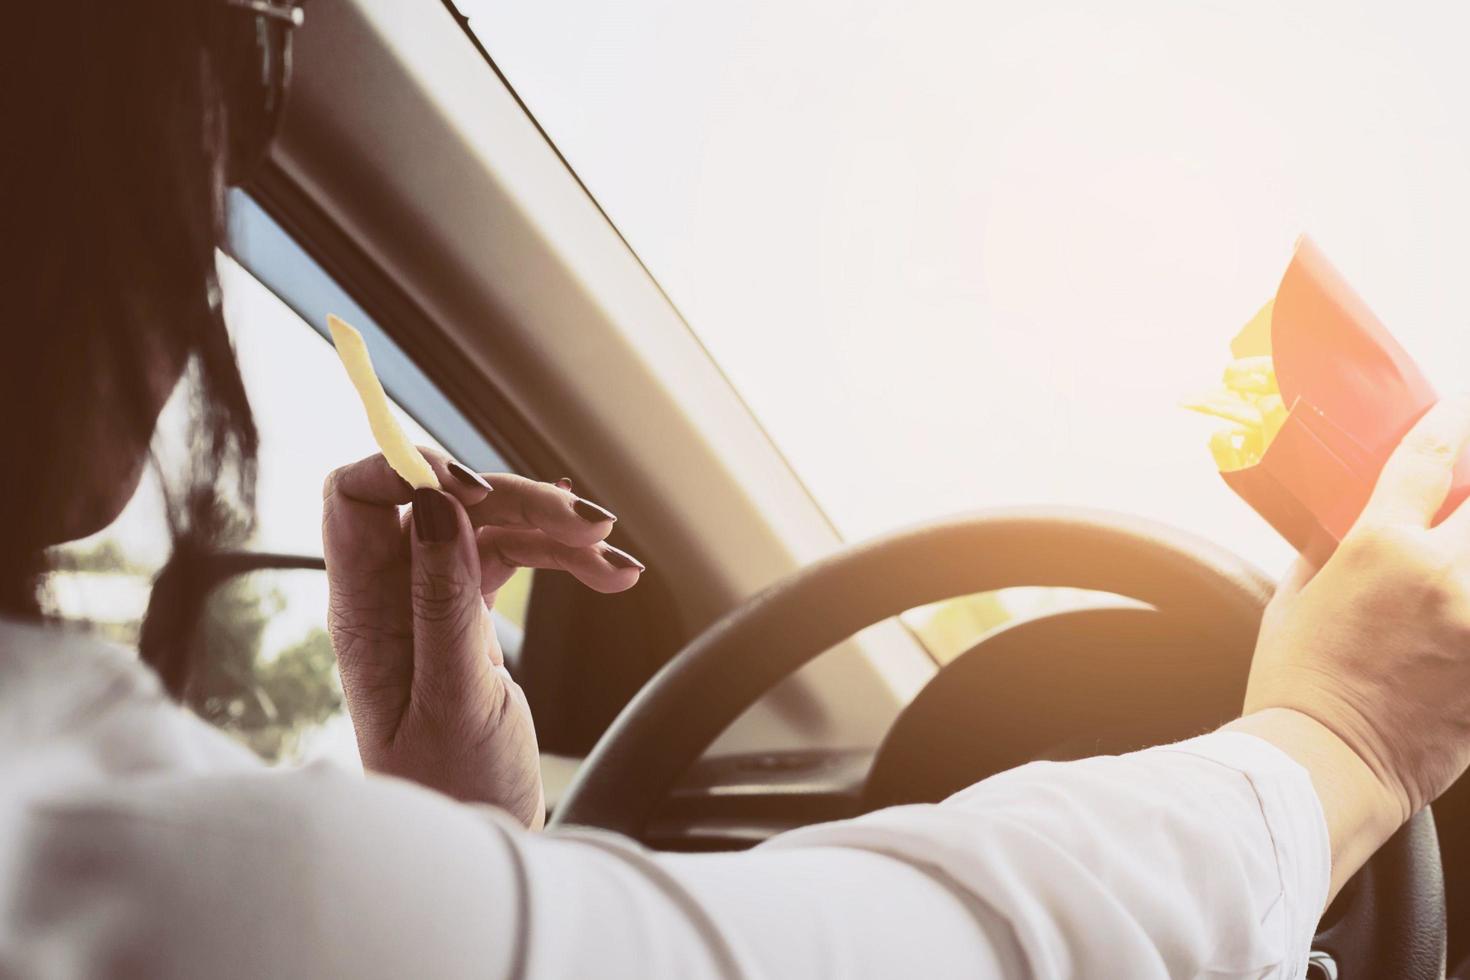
[552,508,1444,978]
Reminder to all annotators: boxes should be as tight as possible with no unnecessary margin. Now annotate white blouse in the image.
[0,617,1328,979]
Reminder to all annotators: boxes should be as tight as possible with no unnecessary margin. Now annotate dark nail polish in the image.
[573,497,617,523]
[555,477,574,491]
[601,544,645,571]
[447,460,493,493]
[413,487,456,543]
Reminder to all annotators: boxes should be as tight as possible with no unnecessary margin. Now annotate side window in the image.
[44,194,532,767]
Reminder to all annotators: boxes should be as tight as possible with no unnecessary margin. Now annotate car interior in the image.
[44,2,1470,978]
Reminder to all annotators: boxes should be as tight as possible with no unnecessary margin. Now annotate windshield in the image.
[460,1,1470,576]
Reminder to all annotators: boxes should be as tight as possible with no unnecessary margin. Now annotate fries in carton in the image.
[1187,237,1470,560]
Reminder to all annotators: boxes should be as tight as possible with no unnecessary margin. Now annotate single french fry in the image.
[1259,392,1288,446]
[1183,389,1264,428]
[1230,298,1275,358]
[328,314,441,490]
[1209,426,1252,471]
[1222,355,1279,395]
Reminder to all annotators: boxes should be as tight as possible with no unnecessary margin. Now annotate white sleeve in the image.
[511,730,1330,979]
[7,732,1328,980]
[750,731,1332,978]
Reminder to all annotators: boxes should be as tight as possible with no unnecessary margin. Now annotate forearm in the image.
[757,730,1330,978]
[1227,707,1404,903]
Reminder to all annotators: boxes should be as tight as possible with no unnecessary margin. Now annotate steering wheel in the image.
[552,508,1444,978]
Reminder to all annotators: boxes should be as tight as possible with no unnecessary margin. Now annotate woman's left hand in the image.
[321,451,643,828]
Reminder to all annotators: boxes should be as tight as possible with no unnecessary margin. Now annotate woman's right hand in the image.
[320,451,643,827]
[1245,395,1470,829]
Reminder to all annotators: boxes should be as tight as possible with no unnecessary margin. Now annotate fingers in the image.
[324,454,610,549]
[1358,395,1470,530]
[325,447,492,508]
[323,451,630,602]
[322,450,489,572]
[409,487,497,695]
[322,453,414,575]
[464,472,617,548]
[476,526,644,596]
[324,452,416,507]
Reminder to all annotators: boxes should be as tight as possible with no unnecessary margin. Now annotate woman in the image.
[4,1,1470,977]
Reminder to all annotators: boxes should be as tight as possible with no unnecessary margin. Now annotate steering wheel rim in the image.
[554,507,1272,832]
[551,507,1443,979]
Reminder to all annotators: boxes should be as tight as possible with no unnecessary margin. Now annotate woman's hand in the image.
[1244,396,1470,839]
[321,451,643,828]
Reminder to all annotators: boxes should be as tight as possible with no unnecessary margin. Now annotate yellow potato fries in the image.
[328,314,442,490]
[1221,355,1278,395]
[1186,356,1287,472]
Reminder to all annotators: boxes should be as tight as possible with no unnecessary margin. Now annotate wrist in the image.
[1228,708,1404,902]
[1236,700,1412,826]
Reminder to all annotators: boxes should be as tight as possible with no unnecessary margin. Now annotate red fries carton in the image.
[1210,236,1470,561]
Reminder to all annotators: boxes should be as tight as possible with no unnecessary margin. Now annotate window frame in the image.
[228,189,516,476]
[242,0,938,757]
[219,201,686,754]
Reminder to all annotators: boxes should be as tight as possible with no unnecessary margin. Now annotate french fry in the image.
[1183,389,1263,428]
[1186,354,1283,472]
[1258,393,1288,445]
[1222,355,1278,395]
[1208,426,1251,471]
[328,314,442,490]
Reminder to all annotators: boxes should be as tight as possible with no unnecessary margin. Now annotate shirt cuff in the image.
[1156,730,1332,969]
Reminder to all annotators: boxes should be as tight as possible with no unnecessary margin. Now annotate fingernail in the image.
[555,477,574,491]
[573,497,617,523]
[601,544,645,571]
[447,460,493,493]
[413,487,457,543]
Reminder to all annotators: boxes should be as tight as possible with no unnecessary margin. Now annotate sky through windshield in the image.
[460,0,1470,575]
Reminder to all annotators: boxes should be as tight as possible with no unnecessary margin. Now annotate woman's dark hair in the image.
[1,2,260,667]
